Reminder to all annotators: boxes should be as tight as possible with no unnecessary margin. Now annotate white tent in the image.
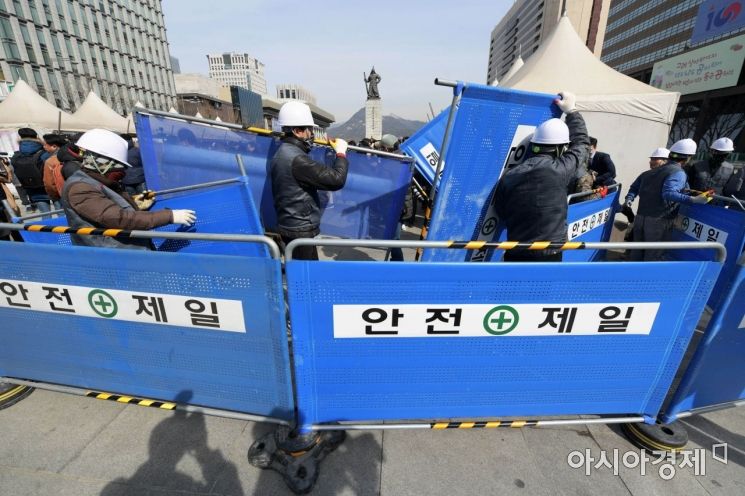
[503,15,680,191]
[195,111,204,119]
[500,56,525,86]
[63,91,129,133]
[0,79,71,131]
[168,107,179,114]
[124,101,144,135]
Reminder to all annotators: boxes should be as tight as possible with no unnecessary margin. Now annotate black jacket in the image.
[589,151,616,187]
[495,112,590,251]
[270,136,348,233]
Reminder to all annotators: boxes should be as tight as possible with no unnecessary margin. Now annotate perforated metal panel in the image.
[0,242,293,419]
[287,259,721,428]
[421,84,559,262]
[135,112,412,240]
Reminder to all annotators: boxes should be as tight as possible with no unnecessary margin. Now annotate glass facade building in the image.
[0,0,177,113]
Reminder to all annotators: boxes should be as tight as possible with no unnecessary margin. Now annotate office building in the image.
[602,0,745,146]
[169,55,180,74]
[0,0,177,113]
[276,83,316,105]
[207,52,267,95]
[487,0,611,84]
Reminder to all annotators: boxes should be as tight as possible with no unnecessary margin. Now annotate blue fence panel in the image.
[135,112,411,239]
[0,242,293,419]
[287,258,721,428]
[668,203,745,311]
[420,84,559,262]
[663,258,745,422]
[400,108,449,185]
[17,182,267,257]
[563,190,621,262]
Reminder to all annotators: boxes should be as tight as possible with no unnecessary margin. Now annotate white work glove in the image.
[690,195,710,205]
[555,91,577,114]
[330,138,348,156]
[171,209,197,225]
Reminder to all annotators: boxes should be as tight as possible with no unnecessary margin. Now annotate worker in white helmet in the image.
[687,137,742,196]
[494,91,590,262]
[624,139,709,261]
[60,128,196,250]
[270,101,349,260]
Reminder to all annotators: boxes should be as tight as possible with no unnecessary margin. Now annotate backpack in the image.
[12,149,45,189]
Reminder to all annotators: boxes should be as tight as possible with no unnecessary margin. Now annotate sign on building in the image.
[691,0,745,45]
[650,33,745,95]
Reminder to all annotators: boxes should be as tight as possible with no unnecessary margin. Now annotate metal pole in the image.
[311,416,646,431]
[434,78,458,88]
[143,178,243,198]
[285,238,727,263]
[235,154,247,176]
[16,209,64,221]
[0,223,282,259]
[135,108,244,130]
[566,182,622,204]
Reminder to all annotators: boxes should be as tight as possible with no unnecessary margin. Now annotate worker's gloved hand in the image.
[690,194,710,205]
[555,91,577,114]
[171,209,197,225]
[624,199,633,208]
[330,138,348,156]
[134,196,154,210]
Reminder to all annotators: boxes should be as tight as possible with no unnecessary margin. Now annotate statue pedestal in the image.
[365,99,382,141]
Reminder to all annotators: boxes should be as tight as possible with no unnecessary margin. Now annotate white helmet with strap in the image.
[278,101,315,127]
[76,129,131,167]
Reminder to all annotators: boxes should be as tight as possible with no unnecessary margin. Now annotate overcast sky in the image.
[161,0,512,123]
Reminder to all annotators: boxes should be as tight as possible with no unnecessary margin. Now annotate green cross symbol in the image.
[483,305,520,335]
[88,289,118,318]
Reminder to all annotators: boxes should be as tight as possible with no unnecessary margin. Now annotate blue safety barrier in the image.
[135,112,412,239]
[400,108,449,185]
[286,255,722,430]
[17,181,268,257]
[662,256,745,422]
[0,241,293,419]
[563,189,621,262]
[668,203,745,311]
[420,83,560,262]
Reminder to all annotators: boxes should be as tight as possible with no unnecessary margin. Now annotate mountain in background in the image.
[327,108,426,141]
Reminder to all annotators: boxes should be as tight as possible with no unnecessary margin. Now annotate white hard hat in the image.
[531,118,570,145]
[669,138,697,156]
[277,101,315,127]
[649,147,670,159]
[75,128,130,166]
[710,137,734,152]
[380,134,398,148]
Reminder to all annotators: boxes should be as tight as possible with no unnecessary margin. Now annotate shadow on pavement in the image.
[99,390,244,496]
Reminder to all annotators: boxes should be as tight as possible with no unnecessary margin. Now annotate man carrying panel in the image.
[270,101,349,260]
[60,129,196,250]
[624,139,709,261]
[494,91,590,262]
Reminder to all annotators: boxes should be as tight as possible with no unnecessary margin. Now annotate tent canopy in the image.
[504,15,678,125]
[500,56,525,86]
[63,91,129,133]
[0,79,71,130]
[502,15,680,192]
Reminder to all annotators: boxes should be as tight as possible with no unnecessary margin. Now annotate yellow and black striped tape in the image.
[431,420,539,429]
[86,391,176,410]
[23,224,133,238]
[446,241,586,251]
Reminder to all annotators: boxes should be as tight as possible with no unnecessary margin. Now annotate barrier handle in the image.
[0,222,281,259]
[567,182,622,204]
[286,238,726,263]
[684,189,745,209]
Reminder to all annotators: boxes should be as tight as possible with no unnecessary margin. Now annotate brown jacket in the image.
[65,173,172,230]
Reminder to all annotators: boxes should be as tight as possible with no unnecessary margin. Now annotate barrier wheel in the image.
[621,421,688,451]
[0,381,33,410]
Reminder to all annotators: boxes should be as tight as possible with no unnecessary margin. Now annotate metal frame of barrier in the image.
[285,238,725,433]
[0,224,293,420]
[0,222,281,258]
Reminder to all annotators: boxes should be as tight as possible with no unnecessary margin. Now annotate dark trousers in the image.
[278,228,319,261]
[503,251,563,262]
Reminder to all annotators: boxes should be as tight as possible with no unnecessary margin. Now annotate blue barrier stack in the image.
[563,190,621,262]
[134,112,412,239]
[0,241,293,419]
[419,84,560,262]
[286,255,722,431]
[400,109,449,185]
